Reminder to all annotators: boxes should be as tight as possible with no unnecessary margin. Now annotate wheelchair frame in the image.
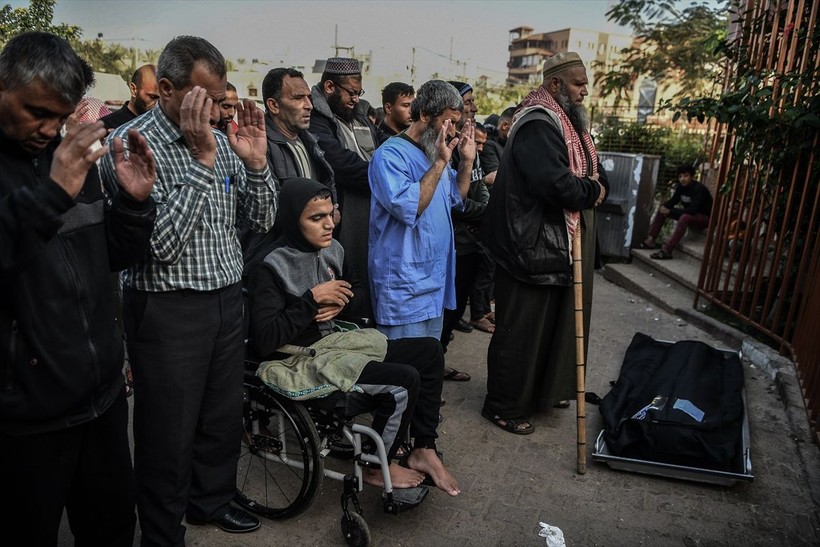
[235,365,428,546]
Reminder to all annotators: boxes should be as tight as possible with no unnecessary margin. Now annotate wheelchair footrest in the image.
[382,485,429,514]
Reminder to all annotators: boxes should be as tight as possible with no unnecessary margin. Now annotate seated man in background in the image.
[247,179,460,496]
[639,165,712,259]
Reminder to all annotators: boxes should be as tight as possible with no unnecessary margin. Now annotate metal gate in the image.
[696,0,819,440]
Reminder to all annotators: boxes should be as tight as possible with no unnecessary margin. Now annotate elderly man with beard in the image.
[368,80,475,344]
[310,58,388,320]
[481,52,608,435]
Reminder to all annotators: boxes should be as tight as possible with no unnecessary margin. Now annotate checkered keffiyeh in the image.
[78,97,112,123]
[99,106,278,292]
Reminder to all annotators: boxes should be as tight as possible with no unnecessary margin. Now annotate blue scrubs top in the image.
[368,136,463,326]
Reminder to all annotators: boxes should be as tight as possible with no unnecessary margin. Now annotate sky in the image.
[19,0,631,84]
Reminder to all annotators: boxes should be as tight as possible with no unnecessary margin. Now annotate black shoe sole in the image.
[186,518,261,534]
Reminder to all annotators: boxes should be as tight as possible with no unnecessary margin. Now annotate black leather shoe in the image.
[454,319,473,333]
[187,507,260,533]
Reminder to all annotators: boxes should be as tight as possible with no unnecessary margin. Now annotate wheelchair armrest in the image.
[276,344,317,358]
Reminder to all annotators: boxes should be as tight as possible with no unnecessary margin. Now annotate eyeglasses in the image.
[336,83,365,98]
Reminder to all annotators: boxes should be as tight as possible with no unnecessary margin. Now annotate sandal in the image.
[634,241,656,250]
[470,317,495,334]
[553,400,571,409]
[443,367,471,382]
[481,407,535,435]
[650,249,673,260]
[484,312,496,324]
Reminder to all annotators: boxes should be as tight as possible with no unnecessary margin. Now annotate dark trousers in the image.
[353,360,419,459]
[385,338,444,446]
[123,284,244,547]
[0,392,136,547]
[360,338,444,445]
[441,252,482,348]
[648,211,709,252]
[470,250,496,320]
[484,267,565,419]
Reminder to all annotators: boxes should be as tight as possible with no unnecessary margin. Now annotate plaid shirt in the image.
[99,106,277,292]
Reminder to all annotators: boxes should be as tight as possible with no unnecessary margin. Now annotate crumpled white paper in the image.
[539,522,566,547]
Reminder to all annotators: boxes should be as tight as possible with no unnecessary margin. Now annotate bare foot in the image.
[406,447,461,496]
[363,462,425,489]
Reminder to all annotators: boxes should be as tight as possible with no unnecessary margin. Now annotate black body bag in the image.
[600,333,745,470]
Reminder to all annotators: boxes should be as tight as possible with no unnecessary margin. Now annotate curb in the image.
[673,305,820,513]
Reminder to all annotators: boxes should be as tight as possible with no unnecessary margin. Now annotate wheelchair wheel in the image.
[235,384,323,519]
[341,512,371,547]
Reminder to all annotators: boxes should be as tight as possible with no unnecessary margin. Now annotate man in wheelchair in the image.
[246,178,460,496]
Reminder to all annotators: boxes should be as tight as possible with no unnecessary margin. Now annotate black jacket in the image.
[308,85,387,203]
[482,109,608,286]
[264,114,335,198]
[247,179,363,361]
[663,180,712,219]
[0,130,155,435]
[450,149,489,255]
[100,102,137,130]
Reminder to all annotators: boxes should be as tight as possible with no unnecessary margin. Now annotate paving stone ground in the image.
[59,272,820,546]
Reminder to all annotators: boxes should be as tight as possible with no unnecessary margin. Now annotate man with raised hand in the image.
[99,35,277,546]
[0,31,156,546]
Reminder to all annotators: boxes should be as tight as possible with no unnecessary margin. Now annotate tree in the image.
[0,0,80,46]
[1,0,140,80]
[594,0,728,105]
[73,38,132,79]
[474,81,532,117]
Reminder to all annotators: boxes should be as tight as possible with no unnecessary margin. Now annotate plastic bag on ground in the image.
[539,522,566,547]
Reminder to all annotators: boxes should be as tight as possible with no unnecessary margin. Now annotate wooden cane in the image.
[573,225,586,474]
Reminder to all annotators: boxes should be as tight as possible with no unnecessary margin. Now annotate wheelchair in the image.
[235,355,430,547]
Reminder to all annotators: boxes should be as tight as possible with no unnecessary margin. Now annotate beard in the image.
[328,89,356,123]
[556,82,590,135]
[419,119,439,164]
[216,116,231,132]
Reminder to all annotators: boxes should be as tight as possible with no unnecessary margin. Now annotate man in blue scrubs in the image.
[368,80,475,340]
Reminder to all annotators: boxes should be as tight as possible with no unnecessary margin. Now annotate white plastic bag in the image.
[538,522,566,547]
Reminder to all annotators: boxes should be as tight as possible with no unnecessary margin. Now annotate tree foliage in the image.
[673,1,820,191]
[596,120,707,197]
[0,0,79,45]
[0,0,143,80]
[594,0,728,104]
[473,81,532,117]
